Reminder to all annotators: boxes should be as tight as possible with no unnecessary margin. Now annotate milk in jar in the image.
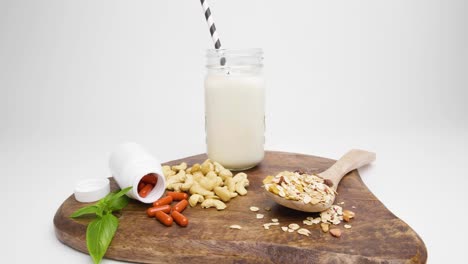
[204,49,265,170]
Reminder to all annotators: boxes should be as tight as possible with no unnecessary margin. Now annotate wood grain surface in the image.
[54,151,427,263]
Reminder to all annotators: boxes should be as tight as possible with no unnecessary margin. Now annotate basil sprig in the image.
[71,186,132,264]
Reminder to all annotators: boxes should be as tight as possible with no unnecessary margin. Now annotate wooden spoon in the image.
[264,149,376,212]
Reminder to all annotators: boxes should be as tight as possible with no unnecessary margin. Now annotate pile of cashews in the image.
[162,159,249,210]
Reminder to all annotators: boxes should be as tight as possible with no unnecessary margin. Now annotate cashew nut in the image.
[191,163,201,173]
[171,162,187,172]
[165,170,186,186]
[201,160,214,175]
[214,186,232,202]
[213,161,225,174]
[225,177,236,193]
[199,177,217,191]
[162,165,176,178]
[167,182,183,192]
[192,171,204,182]
[232,172,248,183]
[219,169,233,180]
[215,176,223,187]
[204,195,220,200]
[235,179,249,196]
[205,171,218,180]
[189,182,214,197]
[199,171,219,191]
[201,199,227,210]
[188,194,205,207]
[181,173,194,191]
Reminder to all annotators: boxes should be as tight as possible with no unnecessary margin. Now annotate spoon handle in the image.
[318,149,376,190]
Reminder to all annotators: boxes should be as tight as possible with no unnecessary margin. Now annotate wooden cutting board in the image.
[54,151,427,263]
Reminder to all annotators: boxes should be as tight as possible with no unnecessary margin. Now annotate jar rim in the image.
[206,48,263,69]
[206,48,263,57]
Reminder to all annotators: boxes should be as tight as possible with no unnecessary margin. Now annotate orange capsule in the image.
[138,183,153,198]
[155,211,173,226]
[137,181,145,192]
[153,196,173,207]
[166,191,188,201]
[141,174,158,185]
[173,199,188,213]
[146,205,171,217]
[171,211,188,227]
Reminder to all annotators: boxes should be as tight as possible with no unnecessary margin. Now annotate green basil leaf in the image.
[107,195,130,212]
[70,205,99,218]
[97,192,115,208]
[110,186,132,201]
[86,214,119,264]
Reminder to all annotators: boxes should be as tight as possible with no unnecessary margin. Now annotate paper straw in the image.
[200,0,226,65]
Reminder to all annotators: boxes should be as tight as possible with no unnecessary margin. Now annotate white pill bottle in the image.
[204,48,265,170]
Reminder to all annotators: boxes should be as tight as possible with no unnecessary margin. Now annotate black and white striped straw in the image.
[200,0,226,65]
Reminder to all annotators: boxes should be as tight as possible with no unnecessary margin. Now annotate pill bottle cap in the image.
[74,178,110,203]
[109,142,166,204]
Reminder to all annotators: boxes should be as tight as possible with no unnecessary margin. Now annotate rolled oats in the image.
[297,228,311,236]
[249,206,260,212]
[263,171,336,207]
[263,222,280,229]
[320,205,343,225]
[288,223,300,230]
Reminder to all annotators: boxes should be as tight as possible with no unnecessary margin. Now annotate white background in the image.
[1,0,467,263]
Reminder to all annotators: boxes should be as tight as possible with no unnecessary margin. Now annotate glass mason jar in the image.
[204,48,265,170]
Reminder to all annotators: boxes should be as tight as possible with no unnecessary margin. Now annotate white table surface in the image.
[1,1,467,263]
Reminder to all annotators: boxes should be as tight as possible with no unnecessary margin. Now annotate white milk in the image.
[205,72,265,170]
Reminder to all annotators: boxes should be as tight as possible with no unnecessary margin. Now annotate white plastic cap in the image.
[74,178,110,203]
[109,142,166,204]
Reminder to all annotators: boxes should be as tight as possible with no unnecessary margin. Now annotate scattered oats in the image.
[339,201,345,205]
[281,226,288,232]
[250,206,260,212]
[320,205,343,225]
[256,214,264,219]
[297,228,311,236]
[306,216,314,220]
[352,206,356,209]
[288,228,295,233]
[310,197,321,205]
[263,222,280,229]
[344,224,352,229]
[288,223,300,230]
[303,219,313,226]
[271,218,279,223]
[264,207,271,211]
[311,217,321,224]
[229,225,242,229]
